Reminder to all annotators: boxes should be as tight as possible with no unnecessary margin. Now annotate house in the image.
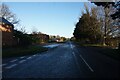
[39,33,49,43]
[31,32,49,44]
[49,35,66,42]
[0,17,14,46]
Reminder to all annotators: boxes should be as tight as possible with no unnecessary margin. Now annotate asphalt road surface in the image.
[2,41,120,79]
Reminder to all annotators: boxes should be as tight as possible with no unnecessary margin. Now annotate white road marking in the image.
[70,42,74,49]
[79,54,94,72]
[70,43,73,49]
[33,54,36,57]
[2,64,7,66]
[5,64,17,69]
[0,64,6,67]
[72,52,81,70]
[10,59,18,62]
[19,60,26,63]
[27,57,32,59]
[20,56,25,59]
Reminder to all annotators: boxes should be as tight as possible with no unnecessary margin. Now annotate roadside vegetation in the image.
[1,4,67,58]
[75,41,120,61]
[73,2,120,60]
[3,45,48,58]
[97,48,120,61]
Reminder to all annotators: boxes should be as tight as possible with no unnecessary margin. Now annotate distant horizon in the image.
[5,2,95,38]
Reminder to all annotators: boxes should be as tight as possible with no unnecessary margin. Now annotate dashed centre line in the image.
[33,54,36,57]
[72,52,81,71]
[27,57,32,59]
[20,56,25,59]
[70,43,73,49]
[3,53,39,69]
[5,64,17,69]
[10,59,18,63]
[2,64,7,66]
[19,60,26,63]
[69,42,75,49]
[0,64,6,67]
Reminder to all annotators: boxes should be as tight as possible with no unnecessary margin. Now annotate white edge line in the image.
[79,54,94,72]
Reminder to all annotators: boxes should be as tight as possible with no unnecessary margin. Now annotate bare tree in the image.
[95,4,117,45]
[0,3,19,25]
[20,26,26,34]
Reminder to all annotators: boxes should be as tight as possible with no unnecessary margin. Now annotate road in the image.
[2,42,120,79]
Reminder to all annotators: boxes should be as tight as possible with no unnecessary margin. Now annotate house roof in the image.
[0,17,13,27]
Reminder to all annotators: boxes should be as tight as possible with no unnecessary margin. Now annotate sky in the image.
[5,2,95,38]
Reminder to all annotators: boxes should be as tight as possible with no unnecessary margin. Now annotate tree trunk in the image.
[103,7,107,46]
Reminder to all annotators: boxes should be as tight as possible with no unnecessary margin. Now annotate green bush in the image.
[2,45,48,58]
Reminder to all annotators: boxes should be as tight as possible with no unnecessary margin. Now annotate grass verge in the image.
[75,42,120,61]
[96,48,120,61]
[2,45,48,58]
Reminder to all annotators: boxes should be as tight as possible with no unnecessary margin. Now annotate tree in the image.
[111,1,120,19]
[73,5,101,44]
[31,29,40,44]
[110,1,120,38]
[89,7,102,43]
[111,1,120,49]
[14,30,32,46]
[73,4,91,41]
[92,2,115,45]
[0,3,19,25]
